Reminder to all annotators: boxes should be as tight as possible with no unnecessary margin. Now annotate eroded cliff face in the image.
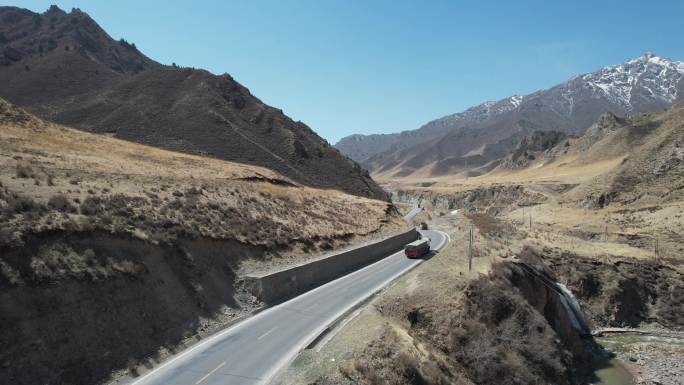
[501,263,590,359]
[0,232,265,385]
[521,247,684,330]
[322,260,594,385]
[393,185,547,214]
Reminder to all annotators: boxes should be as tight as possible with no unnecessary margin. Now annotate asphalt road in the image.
[404,206,423,221]
[128,229,447,385]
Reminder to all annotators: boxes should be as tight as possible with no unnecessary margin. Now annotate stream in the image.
[591,331,684,385]
[589,357,634,385]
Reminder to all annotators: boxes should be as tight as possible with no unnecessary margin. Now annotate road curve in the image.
[128,229,448,385]
[404,206,423,221]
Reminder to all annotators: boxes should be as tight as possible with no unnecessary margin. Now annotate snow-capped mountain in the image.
[580,52,684,109]
[430,94,527,129]
[335,53,684,178]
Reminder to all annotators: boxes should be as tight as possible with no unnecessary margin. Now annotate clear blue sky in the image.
[14,0,684,143]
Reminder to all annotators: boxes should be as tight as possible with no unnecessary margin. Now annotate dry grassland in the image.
[0,99,404,275]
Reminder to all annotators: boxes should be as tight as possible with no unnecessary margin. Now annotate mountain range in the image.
[0,5,387,200]
[335,52,684,179]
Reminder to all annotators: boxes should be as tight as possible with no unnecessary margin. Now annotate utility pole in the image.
[465,158,468,181]
[522,206,525,224]
[655,238,659,261]
[529,207,532,230]
[604,225,608,242]
[468,224,473,272]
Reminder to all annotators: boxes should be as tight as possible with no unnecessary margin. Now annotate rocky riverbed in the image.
[596,330,684,385]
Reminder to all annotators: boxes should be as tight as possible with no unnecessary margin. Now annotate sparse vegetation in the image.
[2,192,43,216]
[79,196,103,216]
[0,97,404,385]
[15,163,34,178]
[0,96,403,273]
[467,212,514,237]
[47,194,76,213]
[326,260,577,385]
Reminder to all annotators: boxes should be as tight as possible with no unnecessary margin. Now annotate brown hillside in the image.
[0,97,403,259]
[564,103,684,205]
[0,5,386,200]
[0,98,404,385]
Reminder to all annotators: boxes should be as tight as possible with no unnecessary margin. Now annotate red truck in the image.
[404,238,430,258]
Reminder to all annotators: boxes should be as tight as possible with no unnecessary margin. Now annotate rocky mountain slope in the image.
[0,5,386,200]
[336,53,684,179]
[392,101,684,209]
[489,102,684,208]
[496,130,568,169]
[0,98,404,385]
[560,105,684,207]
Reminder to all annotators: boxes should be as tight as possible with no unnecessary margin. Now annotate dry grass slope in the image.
[0,98,403,270]
[0,99,404,385]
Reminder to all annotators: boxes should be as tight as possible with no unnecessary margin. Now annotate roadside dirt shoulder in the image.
[275,214,498,384]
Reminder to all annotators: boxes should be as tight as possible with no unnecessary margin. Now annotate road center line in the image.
[128,231,447,385]
[194,361,226,385]
[257,326,278,340]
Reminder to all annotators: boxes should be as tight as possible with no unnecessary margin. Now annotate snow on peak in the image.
[436,53,682,128]
[579,53,684,109]
[510,95,523,108]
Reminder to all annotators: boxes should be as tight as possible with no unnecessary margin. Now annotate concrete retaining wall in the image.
[245,228,418,304]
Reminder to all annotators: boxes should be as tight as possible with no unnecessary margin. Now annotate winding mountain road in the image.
[404,206,423,221]
[128,229,448,385]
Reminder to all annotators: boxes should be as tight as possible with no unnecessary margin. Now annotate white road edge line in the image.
[129,249,403,385]
[128,230,448,385]
[260,230,449,385]
[194,361,226,385]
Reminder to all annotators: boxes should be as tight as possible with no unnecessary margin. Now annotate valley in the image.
[283,102,683,385]
[336,53,684,182]
[384,103,684,263]
[2,3,683,385]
